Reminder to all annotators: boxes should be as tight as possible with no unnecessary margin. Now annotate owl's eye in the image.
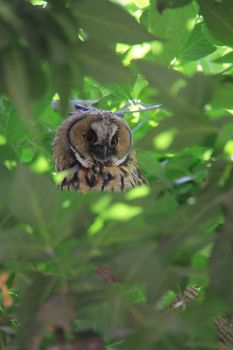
[85,129,97,144]
[111,134,119,146]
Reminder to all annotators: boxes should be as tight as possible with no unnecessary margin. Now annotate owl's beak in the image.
[89,144,115,160]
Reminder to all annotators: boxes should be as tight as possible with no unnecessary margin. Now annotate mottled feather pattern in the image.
[52,109,147,193]
[165,287,233,349]
[215,316,233,347]
[59,153,146,192]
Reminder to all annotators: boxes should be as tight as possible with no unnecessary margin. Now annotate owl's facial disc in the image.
[68,113,131,168]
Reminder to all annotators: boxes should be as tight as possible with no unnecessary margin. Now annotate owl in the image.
[52,106,147,192]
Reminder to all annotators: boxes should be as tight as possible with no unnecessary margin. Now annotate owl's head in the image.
[66,110,131,168]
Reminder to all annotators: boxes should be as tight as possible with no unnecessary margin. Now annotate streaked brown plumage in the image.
[52,108,147,192]
[165,287,233,350]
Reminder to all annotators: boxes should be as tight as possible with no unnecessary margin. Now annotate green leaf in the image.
[137,150,164,178]
[179,23,216,61]
[0,228,44,261]
[137,61,213,117]
[10,167,59,231]
[75,0,157,44]
[77,41,132,84]
[198,0,233,47]
[210,78,233,109]
[142,0,197,63]
[215,51,233,64]
[2,50,34,129]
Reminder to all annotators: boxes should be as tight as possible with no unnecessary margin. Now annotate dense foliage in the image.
[1,0,233,348]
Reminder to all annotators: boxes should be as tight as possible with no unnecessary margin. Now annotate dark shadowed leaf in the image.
[75,0,157,44]
[210,78,233,110]
[137,61,214,140]
[198,0,233,47]
[17,273,72,349]
[208,217,233,302]
[215,51,233,64]
[10,167,59,229]
[77,41,132,84]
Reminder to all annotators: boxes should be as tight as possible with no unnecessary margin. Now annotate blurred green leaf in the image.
[215,51,233,64]
[75,0,157,44]
[210,78,233,109]
[198,0,233,47]
[78,41,132,84]
[0,1,233,349]
[10,167,58,233]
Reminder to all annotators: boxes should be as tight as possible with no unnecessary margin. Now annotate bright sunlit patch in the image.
[52,171,67,185]
[187,197,196,205]
[62,200,71,209]
[131,112,140,121]
[186,18,196,31]
[91,195,112,214]
[132,44,151,58]
[222,63,232,70]
[31,0,47,7]
[123,43,151,65]
[0,134,6,145]
[199,244,213,257]
[113,0,134,5]
[204,104,212,112]
[133,9,143,20]
[151,42,163,55]
[224,140,233,157]
[77,28,87,42]
[52,93,60,101]
[226,109,233,115]
[25,224,34,235]
[20,147,35,163]
[135,0,149,8]
[116,43,130,54]
[170,57,177,66]
[197,63,203,72]
[102,203,143,221]
[31,155,50,173]
[4,160,16,170]
[153,130,175,150]
[157,290,177,310]
[126,185,150,200]
[149,120,158,127]
[88,217,104,236]
[202,149,212,161]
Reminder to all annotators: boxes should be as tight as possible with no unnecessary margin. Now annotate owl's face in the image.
[68,111,131,168]
[52,108,147,192]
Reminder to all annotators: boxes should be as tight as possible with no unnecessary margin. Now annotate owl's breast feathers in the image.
[59,153,147,193]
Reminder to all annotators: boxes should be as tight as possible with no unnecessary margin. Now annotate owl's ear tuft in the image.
[74,104,92,112]
[115,112,124,118]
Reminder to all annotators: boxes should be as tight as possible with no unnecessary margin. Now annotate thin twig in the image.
[132,117,148,133]
[118,104,162,115]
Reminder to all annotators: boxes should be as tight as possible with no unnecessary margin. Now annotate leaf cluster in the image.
[1,0,233,349]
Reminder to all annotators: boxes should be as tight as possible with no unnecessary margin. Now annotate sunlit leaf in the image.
[143,0,197,63]
[179,23,216,61]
